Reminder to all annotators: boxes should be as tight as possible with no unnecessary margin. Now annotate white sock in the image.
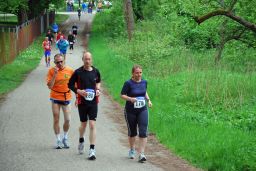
[56,134,61,141]
[64,132,68,139]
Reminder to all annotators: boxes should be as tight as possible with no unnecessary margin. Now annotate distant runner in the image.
[68,31,75,54]
[46,29,54,44]
[42,37,51,67]
[46,54,74,149]
[121,64,152,163]
[72,23,78,37]
[78,8,81,20]
[56,35,69,60]
[68,52,101,160]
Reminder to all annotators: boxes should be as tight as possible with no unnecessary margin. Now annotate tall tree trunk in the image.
[123,0,135,41]
[17,8,28,25]
[215,19,227,64]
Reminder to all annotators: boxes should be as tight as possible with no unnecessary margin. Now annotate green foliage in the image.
[0,36,43,95]
[91,2,256,170]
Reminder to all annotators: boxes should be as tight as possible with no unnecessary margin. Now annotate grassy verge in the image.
[0,36,44,95]
[89,14,256,171]
[55,14,69,24]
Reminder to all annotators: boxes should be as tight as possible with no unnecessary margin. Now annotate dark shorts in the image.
[78,104,98,122]
[50,99,70,105]
[124,109,148,138]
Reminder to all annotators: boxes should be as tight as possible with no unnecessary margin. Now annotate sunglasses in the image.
[55,61,63,64]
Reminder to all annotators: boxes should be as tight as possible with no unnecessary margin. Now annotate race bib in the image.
[134,97,146,108]
[84,89,95,101]
[45,45,50,49]
[70,42,73,44]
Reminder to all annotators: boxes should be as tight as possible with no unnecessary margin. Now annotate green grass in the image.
[55,14,69,24]
[0,15,18,25]
[0,36,44,95]
[89,13,256,171]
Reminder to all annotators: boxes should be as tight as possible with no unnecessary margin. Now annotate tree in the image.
[0,0,63,24]
[193,0,256,63]
[123,0,135,41]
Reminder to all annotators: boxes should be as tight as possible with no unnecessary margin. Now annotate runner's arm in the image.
[47,69,57,89]
[68,71,78,93]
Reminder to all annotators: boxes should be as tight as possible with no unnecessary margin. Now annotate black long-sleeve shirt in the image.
[68,66,101,105]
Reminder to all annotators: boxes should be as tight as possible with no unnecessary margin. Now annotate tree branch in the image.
[194,10,256,33]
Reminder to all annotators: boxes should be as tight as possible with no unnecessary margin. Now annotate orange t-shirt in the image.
[46,66,74,101]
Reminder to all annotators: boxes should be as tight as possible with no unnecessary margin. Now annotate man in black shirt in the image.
[72,23,78,37]
[46,30,54,44]
[68,52,101,160]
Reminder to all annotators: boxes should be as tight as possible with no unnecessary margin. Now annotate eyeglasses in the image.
[55,61,63,64]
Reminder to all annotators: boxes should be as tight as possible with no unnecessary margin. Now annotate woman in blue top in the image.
[121,65,152,163]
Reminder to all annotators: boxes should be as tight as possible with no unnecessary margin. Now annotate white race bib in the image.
[70,42,73,44]
[45,45,50,49]
[134,97,146,108]
[84,89,95,101]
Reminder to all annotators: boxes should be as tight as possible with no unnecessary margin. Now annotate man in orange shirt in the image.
[46,54,74,149]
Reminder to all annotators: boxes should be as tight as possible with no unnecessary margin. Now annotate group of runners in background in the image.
[42,23,78,67]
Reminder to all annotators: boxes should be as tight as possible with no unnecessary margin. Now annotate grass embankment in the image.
[89,13,256,171]
[55,14,69,24]
[0,37,44,95]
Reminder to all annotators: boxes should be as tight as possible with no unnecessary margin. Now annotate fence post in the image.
[41,15,44,33]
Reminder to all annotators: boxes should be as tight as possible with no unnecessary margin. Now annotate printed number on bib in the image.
[84,89,95,101]
[134,97,146,108]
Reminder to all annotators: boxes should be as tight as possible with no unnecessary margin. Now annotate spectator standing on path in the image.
[56,36,69,61]
[68,52,101,160]
[46,30,54,44]
[68,31,75,54]
[121,64,153,163]
[42,37,51,67]
[46,54,74,149]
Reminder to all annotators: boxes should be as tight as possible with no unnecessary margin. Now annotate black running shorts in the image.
[78,104,98,122]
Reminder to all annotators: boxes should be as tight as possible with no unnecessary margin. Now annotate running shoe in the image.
[78,142,85,154]
[138,153,147,163]
[62,138,70,149]
[56,140,62,149]
[128,149,136,159]
[88,149,96,160]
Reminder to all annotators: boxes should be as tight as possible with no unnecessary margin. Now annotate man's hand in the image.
[96,89,101,96]
[77,89,87,97]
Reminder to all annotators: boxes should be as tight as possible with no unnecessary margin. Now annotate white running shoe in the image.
[62,138,70,149]
[78,142,84,154]
[56,140,62,149]
[88,149,96,160]
[138,153,147,163]
[128,149,136,159]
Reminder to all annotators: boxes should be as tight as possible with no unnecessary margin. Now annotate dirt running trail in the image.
[0,13,201,171]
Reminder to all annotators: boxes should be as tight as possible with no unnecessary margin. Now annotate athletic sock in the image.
[79,137,84,143]
[64,132,68,139]
[56,134,61,141]
[90,144,95,149]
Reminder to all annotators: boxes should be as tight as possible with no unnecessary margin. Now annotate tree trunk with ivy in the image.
[123,0,135,41]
